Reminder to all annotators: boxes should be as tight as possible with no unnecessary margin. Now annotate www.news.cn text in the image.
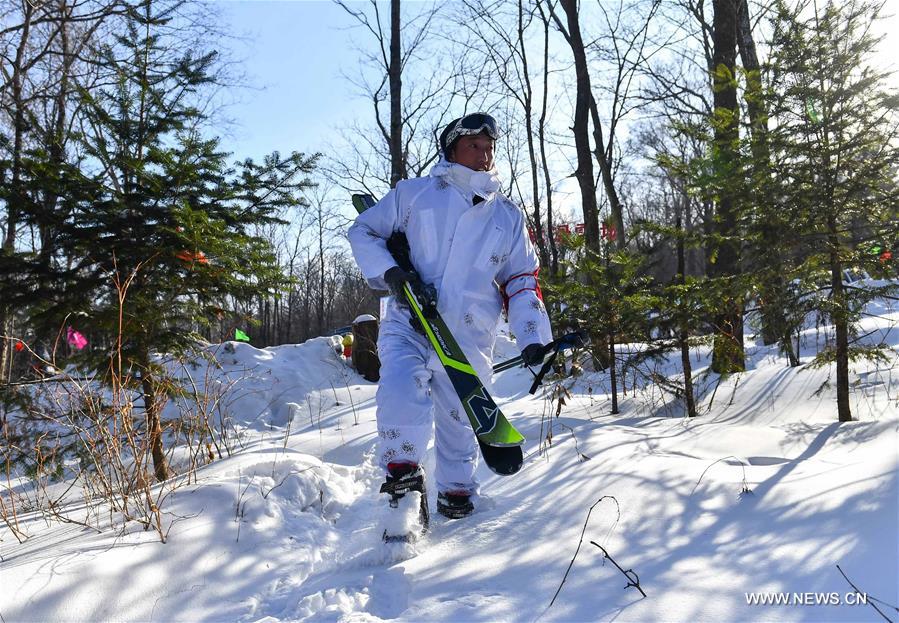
[745,592,868,606]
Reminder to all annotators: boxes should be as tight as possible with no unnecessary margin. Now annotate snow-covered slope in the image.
[2,290,897,623]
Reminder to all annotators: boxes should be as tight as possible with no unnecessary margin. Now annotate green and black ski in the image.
[352,193,524,475]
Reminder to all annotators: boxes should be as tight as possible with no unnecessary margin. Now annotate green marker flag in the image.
[805,98,820,124]
[234,328,251,342]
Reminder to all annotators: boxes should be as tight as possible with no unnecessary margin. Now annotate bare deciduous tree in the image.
[332,0,463,193]
[549,0,601,252]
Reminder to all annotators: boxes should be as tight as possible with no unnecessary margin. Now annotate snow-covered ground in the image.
[2,287,897,623]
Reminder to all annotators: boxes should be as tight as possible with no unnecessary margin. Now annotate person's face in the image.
[448,132,495,172]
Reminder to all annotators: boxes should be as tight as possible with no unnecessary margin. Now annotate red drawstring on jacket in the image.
[500,269,543,313]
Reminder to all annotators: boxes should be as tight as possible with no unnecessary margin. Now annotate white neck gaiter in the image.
[431,159,501,200]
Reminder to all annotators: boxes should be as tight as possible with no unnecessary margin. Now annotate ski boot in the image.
[379,462,429,542]
[437,490,474,519]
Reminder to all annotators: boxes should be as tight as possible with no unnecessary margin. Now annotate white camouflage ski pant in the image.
[375,315,480,496]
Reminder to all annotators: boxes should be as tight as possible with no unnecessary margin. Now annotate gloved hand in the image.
[521,343,547,367]
[384,266,438,310]
[383,266,438,335]
[383,266,416,302]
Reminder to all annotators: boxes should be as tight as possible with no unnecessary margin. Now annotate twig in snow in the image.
[589,541,646,597]
[162,510,203,541]
[329,381,341,406]
[704,371,724,412]
[324,351,360,425]
[690,456,752,498]
[282,403,296,450]
[727,375,741,406]
[235,469,252,543]
[556,422,590,462]
[261,466,319,500]
[836,564,898,622]
[546,495,621,609]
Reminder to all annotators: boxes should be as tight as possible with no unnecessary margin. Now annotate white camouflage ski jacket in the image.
[347,162,552,381]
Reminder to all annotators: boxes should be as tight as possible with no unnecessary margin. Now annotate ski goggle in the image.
[441,113,500,151]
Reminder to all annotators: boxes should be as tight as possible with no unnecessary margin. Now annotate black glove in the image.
[384,266,438,313]
[383,266,439,336]
[384,266,416,301]
[521,343,547,367]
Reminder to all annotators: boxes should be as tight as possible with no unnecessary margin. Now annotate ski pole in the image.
[526,332,584,394]
[492,331,586,374]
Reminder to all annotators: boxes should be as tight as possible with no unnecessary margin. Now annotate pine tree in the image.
[550,229,651,415]
[3,0,317,479]
[766,0,899,421]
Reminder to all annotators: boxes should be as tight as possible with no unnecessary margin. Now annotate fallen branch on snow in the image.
[546,494,623,610]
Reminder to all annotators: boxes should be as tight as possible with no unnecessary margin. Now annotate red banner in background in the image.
[541,222,617,245]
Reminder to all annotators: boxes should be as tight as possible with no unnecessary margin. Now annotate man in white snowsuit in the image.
[348,113,552,520]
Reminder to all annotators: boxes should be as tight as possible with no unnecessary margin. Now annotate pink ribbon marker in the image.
[67,327,88,350]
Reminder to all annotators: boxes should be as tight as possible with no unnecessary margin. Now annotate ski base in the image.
[479,440,523,475]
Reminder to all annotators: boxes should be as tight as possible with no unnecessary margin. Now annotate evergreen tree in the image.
[550,228,652,415]
[766,0,899,421]
[2,0,317,479]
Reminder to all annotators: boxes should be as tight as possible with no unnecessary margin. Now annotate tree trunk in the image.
[557,0,600,253]
[737,0,782,352]
[588,95,626,250]
[827,216,852,422]
[676,214,697,417]
[710,0,745,374]
[736,0,764,161]
[38,1,73,269]
[0,2,35,385]
[263,298,271,345]
[140,372,171,482]
[285,270,295,342]
[389,0,405,186]
[518,0,550,271]
[608,329,619,414]
[317,221,325,335]
[536,3,559,275]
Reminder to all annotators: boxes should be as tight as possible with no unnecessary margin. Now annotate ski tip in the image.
[351,193,376,212]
